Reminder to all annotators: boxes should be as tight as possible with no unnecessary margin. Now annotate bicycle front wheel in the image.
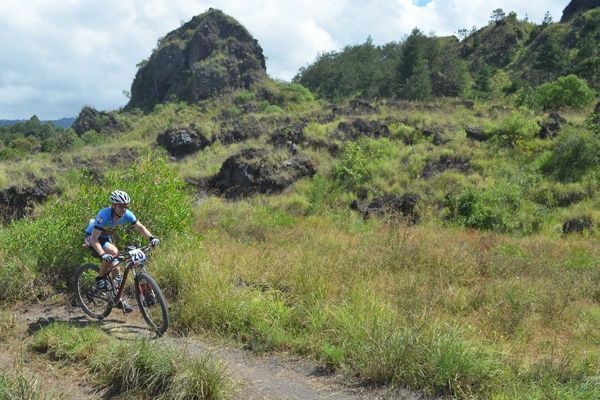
[134,272,169,335]
[74,263,112,319]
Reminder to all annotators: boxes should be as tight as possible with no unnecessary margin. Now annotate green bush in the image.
[273,82,314,105]
[530,181,587,207]
[41,130,81,153]
[490,110,539,148]
[584,108,600,135]
[532,75,596,111]
[539,126,600,182]
[9,136,41,153]
[80,130,104,146]
[235,89,255,103]
[444,184,524,232]
[0,150,192,290]
[331,137,398,194]
[0,147,27,160]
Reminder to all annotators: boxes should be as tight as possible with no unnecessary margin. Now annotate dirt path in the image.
[6,294,434,400]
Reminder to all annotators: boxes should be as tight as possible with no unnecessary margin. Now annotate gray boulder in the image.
[208,148,316,199]
[156,126,211,158]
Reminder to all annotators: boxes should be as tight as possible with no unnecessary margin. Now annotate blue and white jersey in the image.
[85,207,138,238]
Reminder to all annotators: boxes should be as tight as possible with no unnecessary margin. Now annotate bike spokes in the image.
[74,263,112,319]
[135,272,169,335]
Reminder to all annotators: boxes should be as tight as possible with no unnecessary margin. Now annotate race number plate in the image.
[129,248,147,266]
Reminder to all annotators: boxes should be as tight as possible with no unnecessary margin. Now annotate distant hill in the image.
[0,117,75,128]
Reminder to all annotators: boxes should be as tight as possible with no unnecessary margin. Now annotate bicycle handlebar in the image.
[115,243,155,261]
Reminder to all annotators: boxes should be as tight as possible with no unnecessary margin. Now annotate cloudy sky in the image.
[0,0,569,120]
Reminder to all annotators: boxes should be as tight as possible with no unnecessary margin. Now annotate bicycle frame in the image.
[107,244,154,307]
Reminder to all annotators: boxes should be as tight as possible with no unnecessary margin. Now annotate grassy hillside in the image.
[1,78,600,398]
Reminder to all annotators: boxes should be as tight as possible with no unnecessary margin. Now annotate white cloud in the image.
[0,0,569,120]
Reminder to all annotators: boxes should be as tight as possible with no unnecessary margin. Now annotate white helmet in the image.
[110,190,131,205]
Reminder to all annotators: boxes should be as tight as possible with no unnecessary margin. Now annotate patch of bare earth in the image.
[3,293,438,400]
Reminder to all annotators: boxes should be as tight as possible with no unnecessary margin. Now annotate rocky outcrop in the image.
[127,8,267,112]
[337,118,390,141]
[0,179,57,224]
[268,121,308,149]
[350,193,420,224]
[207,148,316,199]
[465,126,489,141]
[218,117,263,145]
[72,106,122,136]
[560,0,600,23]
[537,112,567,139]
[562,215,594,235]
[156,125,211,159]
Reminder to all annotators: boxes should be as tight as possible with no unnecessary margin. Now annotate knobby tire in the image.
[74,263,112,319]
[134,272,169,335]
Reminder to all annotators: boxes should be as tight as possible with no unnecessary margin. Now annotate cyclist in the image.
[84,190,160,313]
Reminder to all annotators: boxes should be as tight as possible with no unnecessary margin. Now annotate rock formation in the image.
[126,8,267,112]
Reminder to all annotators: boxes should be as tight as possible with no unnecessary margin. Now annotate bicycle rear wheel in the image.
[134,272,169,335]
[74,263,112,319]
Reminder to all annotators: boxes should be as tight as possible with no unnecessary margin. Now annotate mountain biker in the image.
[84,190,160,313]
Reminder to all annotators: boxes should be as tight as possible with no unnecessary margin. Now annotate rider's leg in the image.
[98,243,119,278]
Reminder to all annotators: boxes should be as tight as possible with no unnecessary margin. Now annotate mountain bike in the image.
[73,243,169,335]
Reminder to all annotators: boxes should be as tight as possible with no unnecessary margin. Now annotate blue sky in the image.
[0,0,569,120]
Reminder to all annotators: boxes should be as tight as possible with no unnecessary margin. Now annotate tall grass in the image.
[150,196,600,398]
[0,314,55,400]
[30,323,234,400]
[0,366,48,400]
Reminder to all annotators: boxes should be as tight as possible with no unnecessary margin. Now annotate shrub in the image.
[9,136,41,153]
[444,184,523,232]
[0,147,27,160]
[532,75,596,111]
[491,110,539,148]
[331,137,398,194]
[235,89,255,103]
[41,130,81,153]
[539,126,600,182]
[273,82,314,105]
[584,107,600,135]
[80,130,104,146]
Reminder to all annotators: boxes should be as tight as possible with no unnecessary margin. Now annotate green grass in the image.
[148,197,600,398]
[29,323,234,400]
[0,367,48,400]
[1,91,600,398]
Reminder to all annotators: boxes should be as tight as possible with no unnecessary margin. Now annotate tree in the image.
[429,39,468,97]
[454,25,478,41]
[24,115,43,139]
[402,58,432,101]
[293,37,401,102]
[395,28,433,100]
[454,28,470,42]
[534,35,569,81]
[489,9,506,24]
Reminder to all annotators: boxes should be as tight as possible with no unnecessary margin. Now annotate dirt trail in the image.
[6,294,433,400]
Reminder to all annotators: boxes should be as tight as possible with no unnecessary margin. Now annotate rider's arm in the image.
[132,221,153,240]
[90,228,105,256]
